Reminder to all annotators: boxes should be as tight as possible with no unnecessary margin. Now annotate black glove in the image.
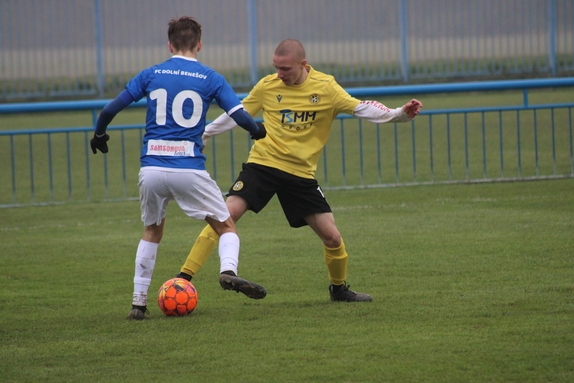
[90,133,110,154]
[250,122,267,140]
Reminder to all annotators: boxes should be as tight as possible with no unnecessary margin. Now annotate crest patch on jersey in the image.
[309,94,321,104]
[232,181,244,191]
[276,95,283,102]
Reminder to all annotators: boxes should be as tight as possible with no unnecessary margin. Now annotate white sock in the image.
[219,232,239,275]
[132,239,159,306]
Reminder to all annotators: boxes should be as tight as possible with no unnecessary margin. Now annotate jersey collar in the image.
[172,55,198,62]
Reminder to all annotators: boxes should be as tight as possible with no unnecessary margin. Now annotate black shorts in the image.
[227,163,332,228]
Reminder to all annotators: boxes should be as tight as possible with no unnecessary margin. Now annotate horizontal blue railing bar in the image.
[0,125,145,136]
[2,78,574,115]
[346,77,574,97]
[4,104,574,137]
[0,99,147,114]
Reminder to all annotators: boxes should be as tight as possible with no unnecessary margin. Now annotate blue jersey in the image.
[125,56,242,169]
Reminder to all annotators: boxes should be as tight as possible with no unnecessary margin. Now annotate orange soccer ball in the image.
[157,278,198,316]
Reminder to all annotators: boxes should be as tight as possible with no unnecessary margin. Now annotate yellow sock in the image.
[180,225,219,276]
[324,238,348,285]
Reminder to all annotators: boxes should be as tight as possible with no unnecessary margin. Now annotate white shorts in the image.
[138,166,230,226]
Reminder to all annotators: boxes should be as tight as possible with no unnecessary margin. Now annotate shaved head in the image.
[274,39,306,61]
[272,39,308,86]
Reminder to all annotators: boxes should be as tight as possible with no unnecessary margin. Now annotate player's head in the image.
[272,39,307,86]
[168,16,202,54]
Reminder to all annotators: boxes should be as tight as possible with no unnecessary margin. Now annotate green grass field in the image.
[1,178,573,382]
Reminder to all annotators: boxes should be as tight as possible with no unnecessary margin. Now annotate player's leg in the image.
[305,212,372,302]
[205,216,239,276]
[205,214,266,299]
[305,213,372,302]
[170,169,266,299]
[177,225,218,278]
[172,170,234,279]
[304,212,347,284]
[178,195,251,278]
[128,221,164,320]
[179,163,275,280]
[275,175,348,289]
[128,167,170,319]
[275,172,372,303]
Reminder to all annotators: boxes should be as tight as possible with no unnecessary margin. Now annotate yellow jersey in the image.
[242,65,361,179]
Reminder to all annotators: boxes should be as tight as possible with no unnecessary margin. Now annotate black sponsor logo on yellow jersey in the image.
[280,109,317,124]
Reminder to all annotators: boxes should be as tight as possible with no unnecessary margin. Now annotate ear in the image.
[196,41,202,53]
[168,41,174,54]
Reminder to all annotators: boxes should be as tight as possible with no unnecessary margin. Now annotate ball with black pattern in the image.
[157,278,198,316]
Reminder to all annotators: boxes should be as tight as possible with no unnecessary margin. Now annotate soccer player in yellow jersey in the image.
[176,39,422,301]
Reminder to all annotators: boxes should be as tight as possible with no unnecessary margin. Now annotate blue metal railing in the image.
[1,78,573,207]
[4,78,574,115]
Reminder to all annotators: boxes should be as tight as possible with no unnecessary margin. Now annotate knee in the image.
[213,226,235,237]
[208,217,236,237]
[323,234,342,249]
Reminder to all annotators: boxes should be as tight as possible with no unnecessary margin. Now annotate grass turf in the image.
[1,178,573,382]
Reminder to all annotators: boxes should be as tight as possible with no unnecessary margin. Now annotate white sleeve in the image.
[202,112,237,146]
[353,101,412,123]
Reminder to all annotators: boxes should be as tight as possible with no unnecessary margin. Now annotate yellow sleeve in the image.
[241,78,264,116]
[330,80,361,116]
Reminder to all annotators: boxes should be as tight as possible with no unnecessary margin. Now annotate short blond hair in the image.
[274,39,306,61]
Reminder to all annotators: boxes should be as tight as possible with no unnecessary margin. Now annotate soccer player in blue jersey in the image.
[90,16,267,319]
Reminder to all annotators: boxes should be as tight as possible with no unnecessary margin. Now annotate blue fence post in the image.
[84,131,91,202]
[446,114,452,180]
[464,113,469,180]
[428,115,434,182]
[516,110,522,178]
[376,124,382,184]
[229,129,235,183]
[248,0,258,85]
[548,0,557,77]
[551,108,557,174]
[340,119,347,186]
[570,108,574,175]
[481,112,487,178]
[411,119,416,182]
[10,136,16,204]
[394,122,399,183]
[399,0,409,83]
[359,120,364,185]
[29,135,35,203]
[66,133,72,200]
[94,0,105,98]
[534,109,539,176]
[498,111,504,178]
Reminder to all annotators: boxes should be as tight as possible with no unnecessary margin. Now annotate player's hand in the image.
[250,122,267,140]
[90,133,110,154]
[403,99,422,119]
